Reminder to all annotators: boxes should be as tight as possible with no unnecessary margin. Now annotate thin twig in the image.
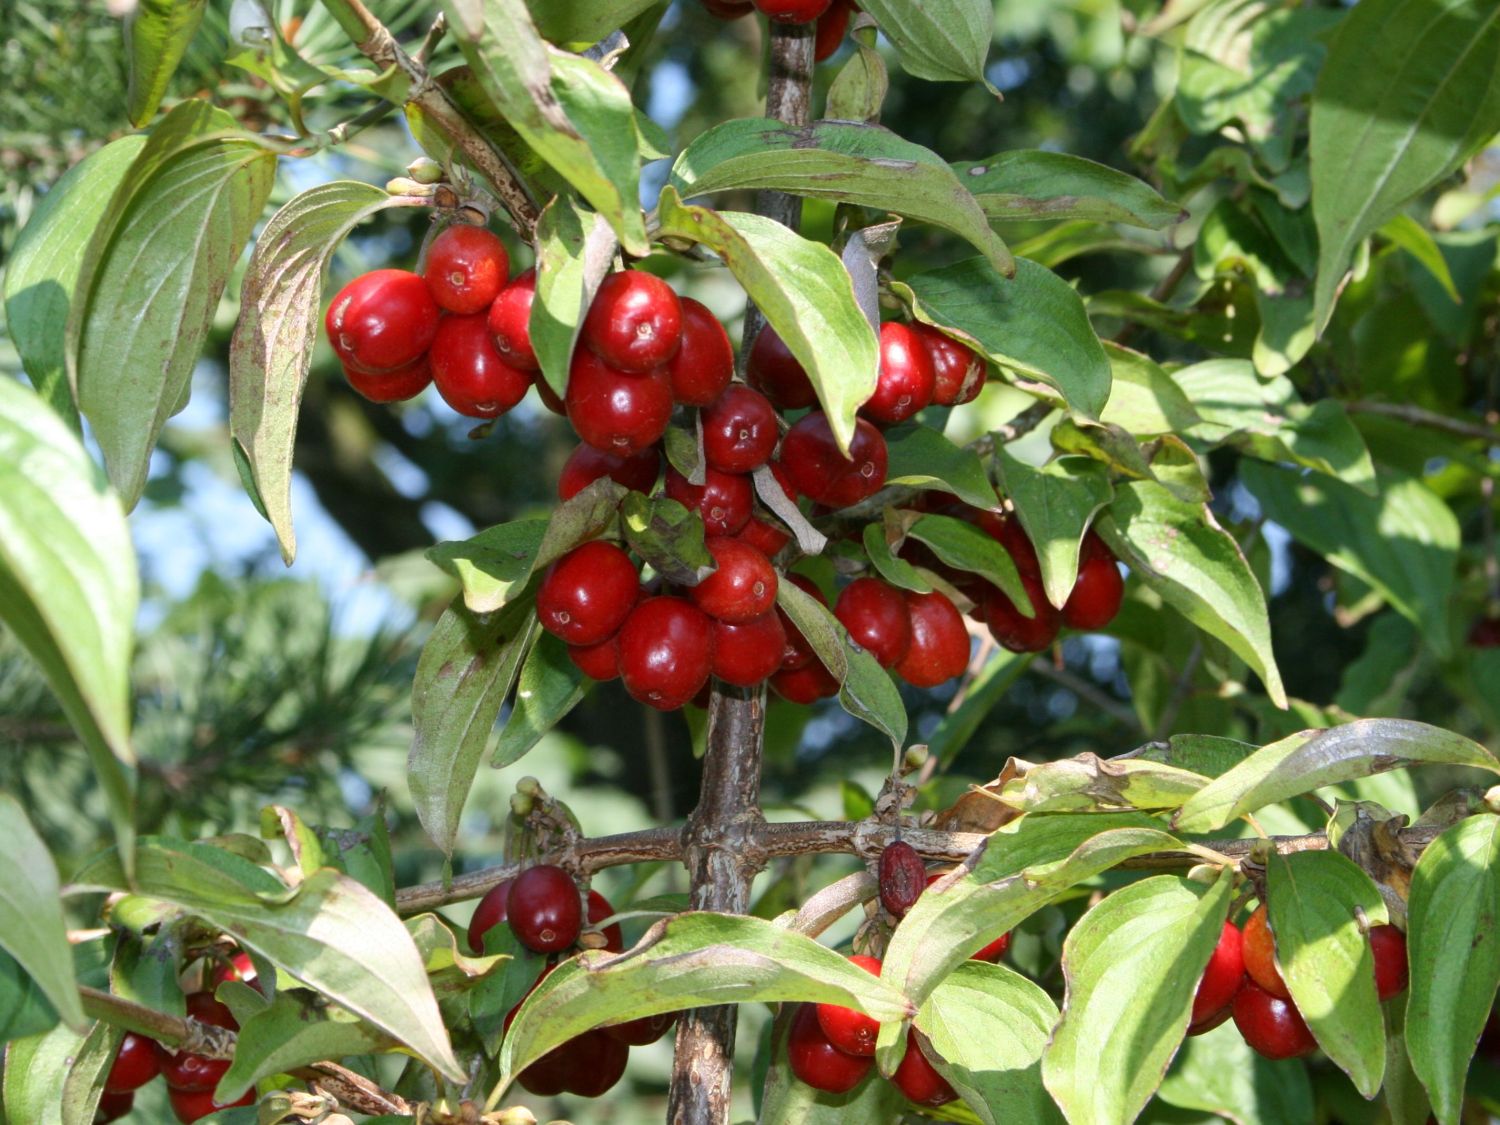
[1344,400,1500,445]
[1112,245,1193,347]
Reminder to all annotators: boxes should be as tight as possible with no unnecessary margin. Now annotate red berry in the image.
[879,841,927,918]
[564,1030,631,1097]
[1469,617,1500,648]
[342,354,433,403]
[588,889,625,953]
[895,590,970,688]
[814,955,882,1056]
[569,636,621,681]
[558,442,661,501]
[702,0,754,15]
[424,224,509,315]
[1232,980,1317,1060]
[325,269,440,374]
[977,512,1041,576]
[747,327,816,409]
[786,1004,872,1093]
[582,271,683,373]
[982,574,1060,654]
[771,659,840,703]
[209,952,260,993]
[429,313,531,419]
[531,371,565,415]
[754,0,833,24]
[737,516,792,558]
[168,1084,254,1123]
[1371,924,1408,1000]
[778,574,827,670]
[467,878,514,954]
[105,1031,160,1093]
[158,1048,230,1093]
[1188,1003,1234,1037]
[96,1090,133,1123]
[835,577,911,668]
[618,596,716,710]
[912,323,985,407]
[667,298,734,406]
[605,1009,677,1045]
[537,540,640,647]
[691,538,778,622]
[781,413,888,509]
[1062,532,1124,631]
[507,865,583,954]
[702,385,779,474]
[1190,921,1244,1030]
[1242,905,1290,1000]
[487,269,539,371]
[863,322,935,425]
[565,351,674,454]
[814,0,852,60]
[891,1028,956,1107]
[665,466,754,538]
[712,611,787,686]
[516,1041,572,1096]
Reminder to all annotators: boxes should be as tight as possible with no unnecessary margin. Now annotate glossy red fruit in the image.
[325,269,440,374]
[588,889,626,953]
[737,516,792,558]
[566,1030,631,1097]
[787,1004,872,1093]
[712,612,787,686]
[605,1009,677,1046]
[1371,924,1408,1001]
[891,1028,956,1107]
[467,878,515,954]
[158,1047,230,1093]
[1063,532,1124,630]
[1469,617,1500,647]
[665,466,754,538]
[770,659,840,703]
[96,1090,133,1123]
[778,574,827,670]
[781,413,888,509]
[879,841,927,918]
[754,0,833,23]
[425,224,509,315]
[565,351,675,455]
[747,327,816,409]
[864,322,936,425]
[835,578,912,668]
[168,1084,255,1123]
[209,952,260,993]
[558,442,662,501]
[537,540,640,647]
[569,636,621,681]
[814,955,882,1057]
[184,992,237,1031]
[702,0,754,15]
[691,538,778,622]
[429,313,531,418]
[617,596,716,710]
[702,385,779,473]
[1242,905,1290,1000]
[977,512,1041,576]
[582,271,684,373]
[895,590,970,688]
[911,323,984,407]
[813,0,851,60]
[982,574,1060,654]
[1190,921,1244,1031]
[532,371,565,414]
[1188,1003,1234,1037]
[342,354,433,403]
[517,1041,572,1096]
[667,298,735,406]
[507,865,583,954]
[105,1031,161,1093]
[1233,980,1317,1060]
[487,269,539,371]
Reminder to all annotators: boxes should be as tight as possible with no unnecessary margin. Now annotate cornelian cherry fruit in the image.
[754,0,833,24]
[770,658,838,702]
[617,596,716,710]
[209,951,261,993]
[566,1030,631,1097]
[429,314,531,419]
[467,877,515,954]
[691,538,778,623]
[588,888,625,953]
[665,466,754,538]
[747,326,816,409]
[1242,904,1290,999]
[895,590,970,688]
[536,540,640,647]
[891,1028,956,1107]
[1371,924,1408,1000]
[712,612,787,686]
[104,1031,160,1093]
[814,955,882,1056]
[568,636,621,681]
[787,1004,871,1093]
[424,224,509,315]
[701,0,754,16]
[96,1090,133,1123]
[737,516,791,558]
[582,271,683,373]
[507,865,583,954]
[1233,980,1316,1060]
[982,574,1060,654]
[778,574,826,670]
[913,323,985,406]
[702,385,779,473]
[558,443,661,501]
[565,351,675,455]
[605,1009,677,1046]
[781,412,887,509]
[814,0,852,60]
[835,577,911,668]
[325,268,439,374]
[1189,921,1244,1032]
[1469,617,1500,648]
[667,298,735,405]
[342,354,433,403]
[864,322,936,425]
[1062,532,1124,631]
[879,840,926,918]
[168,1084,255,1123]
[487,269,539,371]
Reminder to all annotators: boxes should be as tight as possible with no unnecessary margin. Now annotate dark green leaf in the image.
[620,493,713,586]
[493,631,589,767]
[953,150,1184,229]
[1156,1019,1314,1124]
[110,927,184,1021]
[527,0,662,46]
[314,809,398,909]
[855,0,993,84]
[884,423,998,511]
[908,514,1028,610]
[469,923,544,1054]
[125,0,207,126]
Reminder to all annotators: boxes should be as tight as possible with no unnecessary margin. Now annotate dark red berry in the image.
[1242,905,1290,1000]
[747,327,816,409]
[507,865,583,954]
[467,878,515,954]
[569,636,621,681]
[977,512,1041,576]
[1189,921,1244,1031]
[617,596,716,710]
[208,952,261,993]
[1233,980,1317,1060]
[558,442,662,501]
[184,991,237,1030]
[781,413,888,509]
[158,1048,230,1093]
[835,577,911,668]
[587,889,625,953]
[1469,616,1500,648]
[912,323,985,407]
[702,0,754,14]
[712,611,787,686]
[778,573,827,670]
[1371,924,1408,1000]
[532,371,565,414]
[863,322,935,425]
[516,1041,572,1097]
[753,0,833,24]
[787,1004,872,1093]
[565,351,674,454]
[771,659,840,703]
[667,298,734,406]
[582,271,683,373]
[982,574,1060,654]
[1062,532,1124,631]
[105,1031,160,1093]
[325,269,440,374]
[96,1090,133,1123]
[814,955,882,1056]
[665,466,754,538]
[879,840,927,918]
[891,1028,956,1107]
[702,385,779,474]
[813,0,852,60]
[168,1084,254,1123]
[691,538,778,623]
[424,224,509,315]
[605,1009,677,1045]
[565,1030,631,1097]
[487,269,539,371]
[342,354,433,403]
[536,540,640,647]
[895,590,970,688]
[429,313,531,419]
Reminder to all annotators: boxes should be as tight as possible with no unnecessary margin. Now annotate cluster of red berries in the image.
[700,0,859,61]
[466,865,674,1100]
[1188,904,1408,1060]
[787,843,1010,1105]
[94,955,260,1123]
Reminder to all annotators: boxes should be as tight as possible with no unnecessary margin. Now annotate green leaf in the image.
[2,1019,120,1125]
[854,0,993,84]
[469,924,544,1054]
[314,807,397,908]
[530,196,619,401]
[1405,814,1500,1124]
[3,134,145,425]
[215,989,392,1102]
[620,492,714,586]
[1156,1018,1314,1124]
[497,913,912,1085]
[527,0,662,46]
[125,0,207,125]
[907,514,1028,611]
[493,631,589,767]
[1099,343,1201,437]
[0,950,66,1044]
[1095,479,1285,707]
[953,150,1184,230]
[671,119,1011,275]
[0,377,137,859]
[73,839,465,1083]
[1266,849,1388,1095]
[656,189,877,455]
[774,578,906,748]
[229,181,408,564]
[1385,1000,1433,1125]
[884,423,998,511]
[897,258,1111,419]
[0,795,84,1030]
[995,452,1113,610]
[863,523,931,593]
[994,754,1210,815]
[1043,871,1234,1125]
[1310,0,1500,330]
[825,20,889,123]
[111,927,185,1019]
[410,596,537,858]
[1172,720,1500,834]
[1380,213,1461,302]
